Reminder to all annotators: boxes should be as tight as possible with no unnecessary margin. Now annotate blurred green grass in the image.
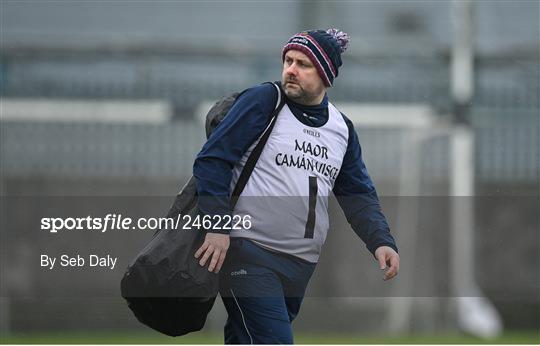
[1,330,539,344]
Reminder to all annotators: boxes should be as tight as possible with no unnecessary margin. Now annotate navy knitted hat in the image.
[282,28,350,87]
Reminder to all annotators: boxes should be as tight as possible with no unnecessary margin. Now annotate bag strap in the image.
[230,82,285,210]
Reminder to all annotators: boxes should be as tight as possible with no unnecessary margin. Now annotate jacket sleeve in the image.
[193,83,278,228]
[332,113,398,256]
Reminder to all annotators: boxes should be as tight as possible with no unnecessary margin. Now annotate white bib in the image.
[230,102,349,262]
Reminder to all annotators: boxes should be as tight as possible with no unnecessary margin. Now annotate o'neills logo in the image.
[231,269,247,276]
[291,37,309,45]
[303,128,321,138]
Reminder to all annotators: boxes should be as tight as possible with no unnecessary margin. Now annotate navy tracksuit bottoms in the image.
[219,238,316,344]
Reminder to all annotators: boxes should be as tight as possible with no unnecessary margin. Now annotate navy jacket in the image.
[193,82,397,256]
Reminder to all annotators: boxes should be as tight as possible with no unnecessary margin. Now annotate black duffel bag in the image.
[121,82,284,337]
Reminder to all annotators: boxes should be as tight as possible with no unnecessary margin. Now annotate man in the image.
[193,29,399,344]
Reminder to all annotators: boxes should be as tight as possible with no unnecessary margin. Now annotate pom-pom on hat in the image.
[282,28,350,87]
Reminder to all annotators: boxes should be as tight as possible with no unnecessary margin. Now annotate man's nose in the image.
[286,63,297,76]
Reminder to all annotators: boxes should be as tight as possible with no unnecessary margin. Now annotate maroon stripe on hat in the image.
[303,34,337,77]
[282,42,332,87]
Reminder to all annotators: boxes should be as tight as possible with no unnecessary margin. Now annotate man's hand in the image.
[194,233,230,273]
[374,246,400,281]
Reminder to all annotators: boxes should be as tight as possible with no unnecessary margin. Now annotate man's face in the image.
[281,50,326,106]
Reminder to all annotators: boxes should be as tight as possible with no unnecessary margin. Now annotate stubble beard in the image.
[284,82,303,100]
[283,81,319,105]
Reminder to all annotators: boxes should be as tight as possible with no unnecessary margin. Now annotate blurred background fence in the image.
[0,0,538,340]
[2,56,538,181]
